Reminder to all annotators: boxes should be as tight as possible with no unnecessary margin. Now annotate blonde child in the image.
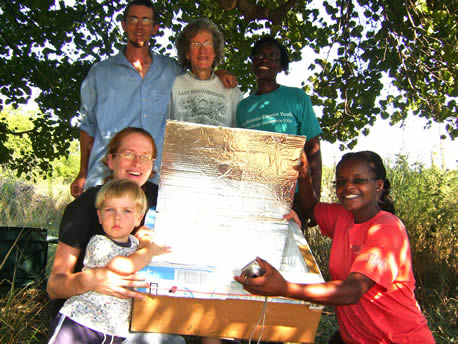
[49,179,170,343]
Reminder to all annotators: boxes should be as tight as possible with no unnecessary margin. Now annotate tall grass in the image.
[307,165,338,343]
[0,172,71,236]
[0,280,50,344]
[0,170,72,343]
[0,157,456,343]
[388,156,457,342]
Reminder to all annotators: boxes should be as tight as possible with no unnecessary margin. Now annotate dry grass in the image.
[0,281,50,343]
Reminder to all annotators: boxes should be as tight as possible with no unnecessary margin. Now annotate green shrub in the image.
[388,155,457,342]
[388,156,457,300]
[1,107,80,182]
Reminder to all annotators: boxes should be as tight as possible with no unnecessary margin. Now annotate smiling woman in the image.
[103,128,157,184]
[168,18,243,127]
[46,127,184,343]
[47,128,158,307]
[186,30,216,79]
[235,151,435,343]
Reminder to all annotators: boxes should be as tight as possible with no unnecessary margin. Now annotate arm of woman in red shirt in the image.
[234,257,375,305]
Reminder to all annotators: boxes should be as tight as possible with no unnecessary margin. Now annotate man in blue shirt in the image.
[71,0,234,197]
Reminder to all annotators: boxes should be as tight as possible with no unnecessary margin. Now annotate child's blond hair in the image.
[95,179,148,215]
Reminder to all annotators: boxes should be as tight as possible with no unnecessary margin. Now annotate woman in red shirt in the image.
[235,151,434,343]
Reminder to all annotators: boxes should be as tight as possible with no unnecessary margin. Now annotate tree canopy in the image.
[0,0,456,177]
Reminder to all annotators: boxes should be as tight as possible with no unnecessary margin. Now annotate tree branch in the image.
[216,0,238,11]
[6,128,36,136]
[215,0,298,25]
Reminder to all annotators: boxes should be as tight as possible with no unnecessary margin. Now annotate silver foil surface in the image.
[153,121,306,273]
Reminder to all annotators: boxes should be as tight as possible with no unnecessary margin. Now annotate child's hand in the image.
[135,227,155,247]
[149,242,172,256]
[135,226,154,239]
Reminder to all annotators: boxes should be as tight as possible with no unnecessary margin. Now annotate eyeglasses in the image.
[332,177,377,187]
[190,41,213,49]
[126,16,154,25]
[251,52,281,62]
[112,152,155,163]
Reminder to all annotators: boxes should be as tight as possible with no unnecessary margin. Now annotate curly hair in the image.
[337,151,395,214]
[175,18,225,70]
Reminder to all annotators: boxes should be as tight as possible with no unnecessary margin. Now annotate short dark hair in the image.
[175,18,225,70]
[251,36,290,71]
[123,0,159,24]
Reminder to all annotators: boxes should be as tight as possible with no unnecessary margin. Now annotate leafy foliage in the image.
[387,156,457,342]
[1,107,79,180]
[388,155,457,301]
[0,0,456,176]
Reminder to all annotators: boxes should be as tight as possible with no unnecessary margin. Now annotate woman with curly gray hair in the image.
[168,18,242,127]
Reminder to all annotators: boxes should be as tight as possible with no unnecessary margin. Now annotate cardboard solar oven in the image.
[131,121,324,343]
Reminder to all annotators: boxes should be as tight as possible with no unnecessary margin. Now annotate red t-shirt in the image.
[315,203,435,344]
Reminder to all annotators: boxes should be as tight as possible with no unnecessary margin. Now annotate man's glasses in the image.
[190,41,213,49]
[112,152,155,163]
[126,16,154,26]
[332,177,377,187]
[251,52,281,62]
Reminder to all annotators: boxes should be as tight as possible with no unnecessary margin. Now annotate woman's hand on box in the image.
[234,257,289,297]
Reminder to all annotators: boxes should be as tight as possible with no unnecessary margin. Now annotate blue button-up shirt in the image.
[77,50,183,187]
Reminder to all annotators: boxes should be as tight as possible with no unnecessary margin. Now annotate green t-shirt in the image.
[236,85,322,139]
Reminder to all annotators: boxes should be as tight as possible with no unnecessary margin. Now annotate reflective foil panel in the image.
[153,121,306,276]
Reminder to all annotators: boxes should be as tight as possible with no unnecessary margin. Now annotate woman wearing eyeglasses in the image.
[236,36,322,227]
[168,18,242,127]
[47,127,185,344]
[236,151,435,344]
